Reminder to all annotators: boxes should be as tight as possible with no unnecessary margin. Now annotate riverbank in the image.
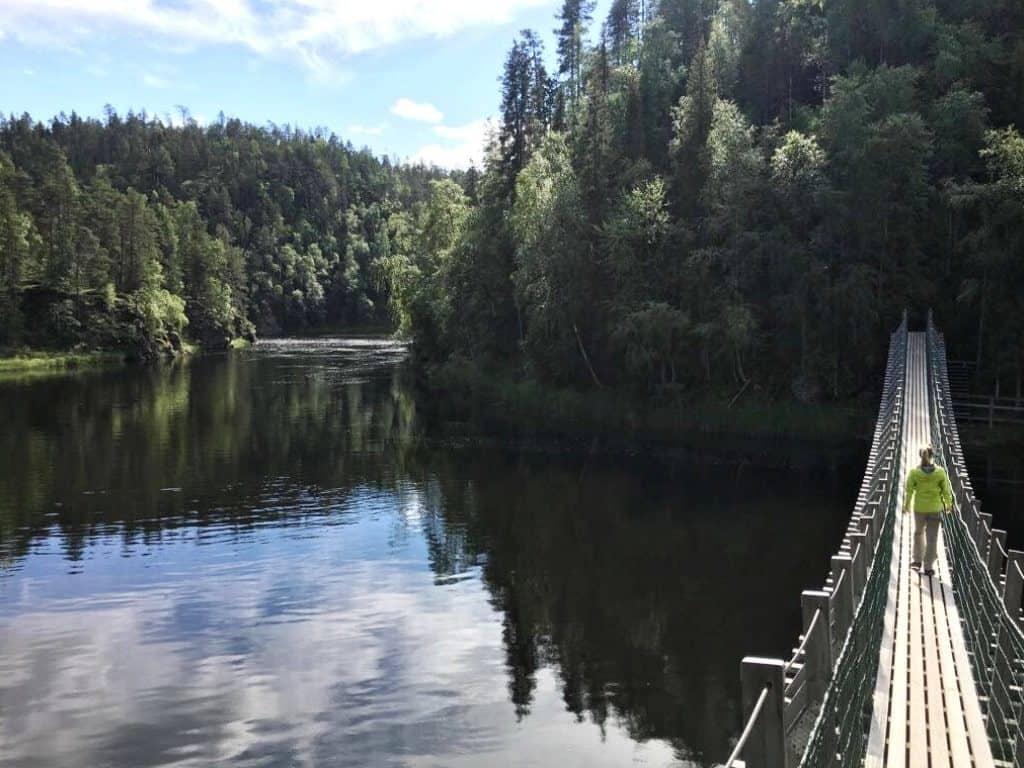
[0,341,203,380]
[0,328,391,380]
[0,349,130,377]
[418,358,877,447]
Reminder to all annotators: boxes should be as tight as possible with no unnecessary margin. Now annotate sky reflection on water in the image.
[0,339,861,767]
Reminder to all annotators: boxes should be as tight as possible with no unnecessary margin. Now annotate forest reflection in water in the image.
[0,339,862,767]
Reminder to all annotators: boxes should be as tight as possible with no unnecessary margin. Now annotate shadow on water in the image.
[960,429,1024,549]
[0,338,864,767]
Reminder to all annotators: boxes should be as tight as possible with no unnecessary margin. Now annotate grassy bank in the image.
[0,349,130,377]
[422,358,876,446]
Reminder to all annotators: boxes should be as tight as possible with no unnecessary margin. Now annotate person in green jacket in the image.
[903,445,952,576]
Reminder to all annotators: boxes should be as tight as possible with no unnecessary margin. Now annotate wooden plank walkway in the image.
[866,333,994,768]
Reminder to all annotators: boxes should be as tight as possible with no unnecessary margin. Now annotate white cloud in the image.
[348,123,388,136]
[413,118,491,170]
[433,119,488,143]
[22,67,34,75]
[390,98,443,124]
[0,0,551,78]
[141,72,169,88]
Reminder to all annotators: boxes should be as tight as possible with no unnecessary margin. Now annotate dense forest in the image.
[379,0,1024,405]
[0,110,451,355]
[2,0,1023,404]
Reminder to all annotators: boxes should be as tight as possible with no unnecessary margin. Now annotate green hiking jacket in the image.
[903,464,952,514]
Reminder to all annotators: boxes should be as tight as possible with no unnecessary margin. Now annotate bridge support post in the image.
[865,503,882,544]
[987,529,1007,587]
[977,511,994,560]
[1015,728,1024,768]
[801,590,832,701]
[962,498,979,545]
[1004,550,1024,631]
[990,622,1016,748]
[830,555,854,645]
[740,657,787,768]
[850,531,869,599]
[859,512,876,557]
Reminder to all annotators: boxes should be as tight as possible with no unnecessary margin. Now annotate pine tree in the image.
[606,0,641,65]
[499,31,553,197]
[555,0,596,109]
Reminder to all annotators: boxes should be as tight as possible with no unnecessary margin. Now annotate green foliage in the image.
[373,179,469,356]
[401,0,1023,409]
[7,0,1024,406]
[511,133,602,382]
[0,111,454,356]
[954,127,1024,389]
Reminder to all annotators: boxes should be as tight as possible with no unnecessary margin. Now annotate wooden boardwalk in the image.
[866,333,994,768]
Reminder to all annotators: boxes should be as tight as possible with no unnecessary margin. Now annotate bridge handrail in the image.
[725,686,770,768]
[925,311,1024,766]
[724,312,908,768]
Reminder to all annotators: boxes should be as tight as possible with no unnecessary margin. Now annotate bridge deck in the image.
[866,333,994,768]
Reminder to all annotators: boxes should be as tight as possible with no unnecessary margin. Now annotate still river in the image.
[0,338,865,767]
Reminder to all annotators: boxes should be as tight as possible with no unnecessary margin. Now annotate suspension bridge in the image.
[725,313,1024,768]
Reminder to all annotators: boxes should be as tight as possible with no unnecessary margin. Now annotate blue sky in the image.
[0,0,611,169]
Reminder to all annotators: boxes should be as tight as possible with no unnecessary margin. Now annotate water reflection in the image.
[0,339,860,766]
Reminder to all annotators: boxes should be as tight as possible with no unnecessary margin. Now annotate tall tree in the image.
[499,31,553,196]
[555,0,596,109]
[606,0,641,65]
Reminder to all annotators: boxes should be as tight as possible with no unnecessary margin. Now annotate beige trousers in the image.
[913,513,941,570]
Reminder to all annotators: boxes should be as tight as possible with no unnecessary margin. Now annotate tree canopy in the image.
[4,0,1023,401]
[0,110,452,356]
[389,0,1024,403]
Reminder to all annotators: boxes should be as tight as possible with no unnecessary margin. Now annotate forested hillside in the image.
[382,0,1024,404]
[0,111,451,356]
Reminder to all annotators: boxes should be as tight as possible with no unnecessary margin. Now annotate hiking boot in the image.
[911,561,921,570]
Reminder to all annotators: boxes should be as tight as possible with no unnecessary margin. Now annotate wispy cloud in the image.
[433,119,489,142]
[142,72,169,88]
[414,117,491,170]
[390,98,443,124]
[0,0,551,79]
[22,67,34,76]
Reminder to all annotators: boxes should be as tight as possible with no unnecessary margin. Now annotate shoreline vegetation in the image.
[418,358,877,446]
[0,348,130,378]
[5,0,1024,440]
[0,112,450,369]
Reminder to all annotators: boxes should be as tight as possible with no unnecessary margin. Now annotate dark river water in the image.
[0,338,866,767]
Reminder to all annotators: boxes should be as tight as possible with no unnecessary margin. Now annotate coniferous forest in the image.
[3,0,1024,405]
[0,111,451,355]
[382,0,1024,407]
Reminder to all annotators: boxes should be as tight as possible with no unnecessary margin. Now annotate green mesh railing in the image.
[926,313,1024,766]
[797,320,906,768]
[725,315,908,768]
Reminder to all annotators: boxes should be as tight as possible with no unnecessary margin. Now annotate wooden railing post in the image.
[859,511,876,556]
[1004,551,1024,632]
[801,591,832,701]
[850,532,868,599]
[830,555,854,645]
[990,622,1015,743]
[977,512,994,559]
[865,504,881,544]
[740,658,788,768]
[963,498,979,545]
[1015,727,1024,768]
[987,529,1007,586]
